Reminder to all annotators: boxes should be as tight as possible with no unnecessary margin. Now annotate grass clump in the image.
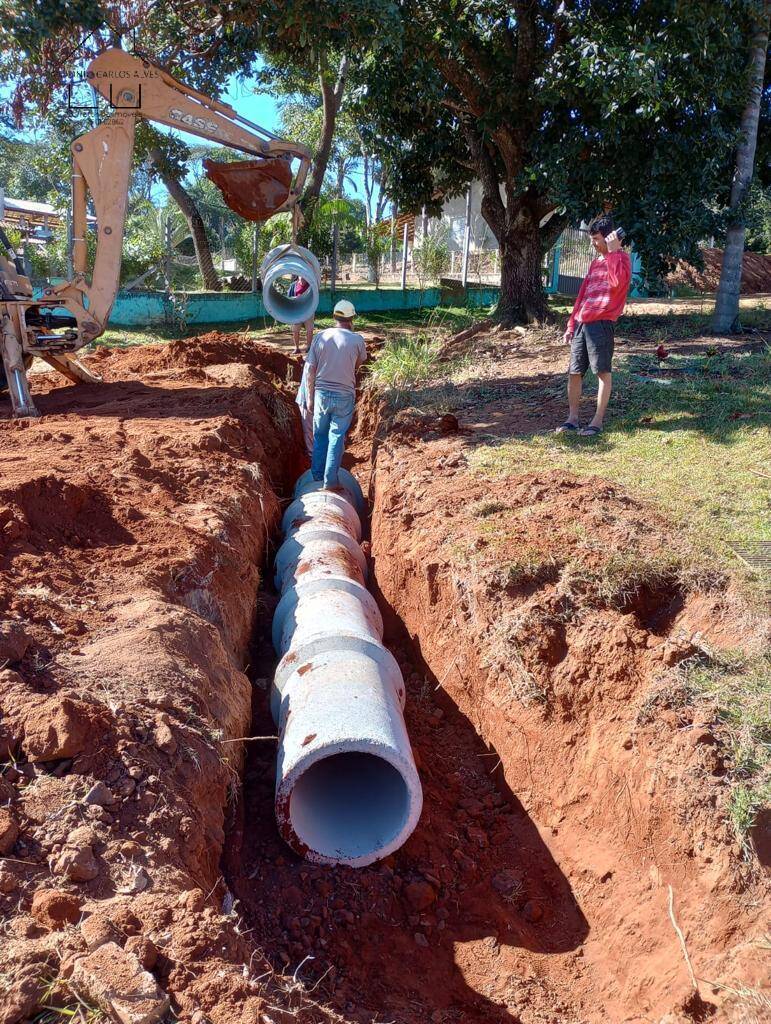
[471,499,508,518]
[563,550,684,609]
[687,651,770,857]
[367,333,441,391]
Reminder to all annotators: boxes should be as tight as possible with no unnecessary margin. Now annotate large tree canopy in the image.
[354,0,765,321]
[2,0,767,321]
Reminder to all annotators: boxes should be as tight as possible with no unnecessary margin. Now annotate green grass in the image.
[685,651,770,856]
[470,346,771,565]
[366,333,442,391]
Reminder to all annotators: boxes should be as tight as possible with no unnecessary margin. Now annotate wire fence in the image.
[23,211,594,298]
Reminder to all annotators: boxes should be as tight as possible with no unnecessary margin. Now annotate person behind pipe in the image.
[288,274,315,355]
[295,359,314,458]
[303,299,367,490]
[556,216,632,437]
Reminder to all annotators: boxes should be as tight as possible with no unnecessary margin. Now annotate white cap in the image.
[333,299,356,319]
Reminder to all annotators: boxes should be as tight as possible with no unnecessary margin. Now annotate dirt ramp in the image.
[0,337,324,1023]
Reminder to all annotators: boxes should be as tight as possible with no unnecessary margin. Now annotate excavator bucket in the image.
[203,157,294,222]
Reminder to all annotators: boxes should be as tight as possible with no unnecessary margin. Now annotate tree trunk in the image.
[712,2,769,333]
[298,52,348,245]
[497,226,548,324]
[151,153,221,291]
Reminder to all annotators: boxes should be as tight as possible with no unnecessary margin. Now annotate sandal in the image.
[578,425,603,436]
[555,422,579,434]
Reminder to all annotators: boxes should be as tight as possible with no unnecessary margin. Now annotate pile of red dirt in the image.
[666,248,771,294]
[0,336,336,1024]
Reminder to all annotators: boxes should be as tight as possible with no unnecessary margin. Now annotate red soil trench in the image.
[0,330,766,1024]
[226,392,769,1024]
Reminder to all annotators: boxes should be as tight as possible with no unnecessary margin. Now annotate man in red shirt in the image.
[556,216,632,437]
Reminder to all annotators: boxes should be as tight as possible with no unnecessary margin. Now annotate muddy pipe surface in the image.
[271,469,423,867]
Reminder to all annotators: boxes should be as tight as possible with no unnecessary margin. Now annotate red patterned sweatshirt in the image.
[567,251,632,333]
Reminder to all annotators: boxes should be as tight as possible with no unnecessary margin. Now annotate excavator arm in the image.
[0,48,311,417]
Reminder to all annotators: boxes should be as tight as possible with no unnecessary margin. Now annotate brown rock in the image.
[492,869,523,896]
[124,935,158,971]
[522,900,543,923]
[24,696,102,762]
[0,806,19,854]
[51,842,99,882]
[404,880,437,912]
[71,942,170,1024]
[437,414,459,434]
[81,912,123,951]
[0,866,19,893]
[0,619,30,664]
[30,889,83,930]
[152,714,176,756]
[413,931,429,947]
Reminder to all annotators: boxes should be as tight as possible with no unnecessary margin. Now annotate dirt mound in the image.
[362,420,769,1022]
[0,336,326,1024]
[666,248,771,294]
[98,331,303,382]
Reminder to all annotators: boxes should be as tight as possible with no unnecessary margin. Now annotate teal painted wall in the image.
[106,285,498,327]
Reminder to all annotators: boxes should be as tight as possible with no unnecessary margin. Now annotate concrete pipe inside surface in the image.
[289,751,411,863]
[260,244,321,325]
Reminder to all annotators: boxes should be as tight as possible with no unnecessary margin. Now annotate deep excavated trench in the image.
[3,336,763,1024]
[225,451,593,1023]
[224,391,767,1024]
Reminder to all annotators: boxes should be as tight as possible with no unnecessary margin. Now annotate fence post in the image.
[461,187,472,289]
[331,221,339,296]
[400,222,408,290]
[550,235,562,293]
[390,204,397,272]
[251,223,259,292]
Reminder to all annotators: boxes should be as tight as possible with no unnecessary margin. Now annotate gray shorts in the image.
[569,320,615,375]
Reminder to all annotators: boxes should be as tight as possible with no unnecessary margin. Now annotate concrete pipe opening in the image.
[260,245,320,325]
[288,751,411,865]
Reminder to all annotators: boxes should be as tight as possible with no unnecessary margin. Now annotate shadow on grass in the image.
[385,346,771,448]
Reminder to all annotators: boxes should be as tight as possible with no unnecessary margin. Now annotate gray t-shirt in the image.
[305,327,367,395]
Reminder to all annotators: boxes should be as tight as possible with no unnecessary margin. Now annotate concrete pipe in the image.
[281,491,362,541]
[260,244,321,325]
[293,467,366,517]
[270,473,422,867]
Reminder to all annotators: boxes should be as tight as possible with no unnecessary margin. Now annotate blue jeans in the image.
[311,388,355,488]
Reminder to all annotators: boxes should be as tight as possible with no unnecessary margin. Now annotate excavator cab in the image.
[203,157,294,222]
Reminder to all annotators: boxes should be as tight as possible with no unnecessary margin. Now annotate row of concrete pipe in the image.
[271,468,423,867]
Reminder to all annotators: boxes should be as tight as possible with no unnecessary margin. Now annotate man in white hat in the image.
[303,299,367,489]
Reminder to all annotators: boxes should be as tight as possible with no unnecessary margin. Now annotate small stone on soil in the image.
[71,941,170,1024]
[0,806,20,854]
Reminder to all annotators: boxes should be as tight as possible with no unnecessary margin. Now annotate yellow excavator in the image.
[0,48,311,418]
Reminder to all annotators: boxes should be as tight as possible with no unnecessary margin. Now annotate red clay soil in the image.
[0,334,329,1023]
[2,324,769,1024]
[354,368,769,1022]
[665,249,771,294]
[222,327,768,1024]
